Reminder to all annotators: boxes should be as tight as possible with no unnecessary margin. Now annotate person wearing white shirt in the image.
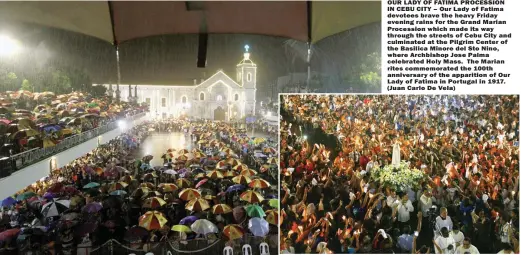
[419,191,433,217]
[450,225,465,248]
[435,207,453,236]
[393,194,414,227]
[455,237,480,254]
[497,243,515,254]
[434,227,456,254]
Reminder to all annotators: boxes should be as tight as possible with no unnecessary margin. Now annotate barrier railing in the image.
[0,112,147,178]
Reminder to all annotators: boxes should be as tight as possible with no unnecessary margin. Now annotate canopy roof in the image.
[0,1,381,44]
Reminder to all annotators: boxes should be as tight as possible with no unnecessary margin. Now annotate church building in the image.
[96,46,257,121]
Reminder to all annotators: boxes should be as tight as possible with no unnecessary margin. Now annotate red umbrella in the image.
[47,183,64,193]
[195,178,209,189]
[62,186,80,195]
[0,228,20,241]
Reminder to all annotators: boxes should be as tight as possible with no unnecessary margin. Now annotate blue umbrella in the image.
[1,197,16,207]
[248,217,269,237]
[43,192,56,200]
[192,168,205,174]
[110,190,127,196]
[179,216,198,225]
[226,184,246,193]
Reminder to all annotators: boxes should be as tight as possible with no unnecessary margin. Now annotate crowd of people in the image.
[0,118,278,255]
[0,90,146,156]
[279,95,519,254]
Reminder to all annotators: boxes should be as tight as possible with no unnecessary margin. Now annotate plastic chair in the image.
[259,242,270,255]
[223,246,234,255]
[242,244,252,255]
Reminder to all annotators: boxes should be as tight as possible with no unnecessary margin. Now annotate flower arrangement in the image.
[370,161,427,191]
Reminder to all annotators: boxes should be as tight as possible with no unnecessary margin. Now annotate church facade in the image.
[96,48,257,121]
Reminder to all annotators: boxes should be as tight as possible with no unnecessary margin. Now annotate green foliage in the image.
[0,71,19,91]
[20,79,34,92]
[50,70,72,94]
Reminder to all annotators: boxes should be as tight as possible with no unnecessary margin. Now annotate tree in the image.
[0,71,18,91]
[50,70,72,94]
[91,85,107,97]
[358,52,381,91]
[20,79,34,92]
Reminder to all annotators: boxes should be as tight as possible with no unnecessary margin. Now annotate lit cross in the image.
[244,45,250,52]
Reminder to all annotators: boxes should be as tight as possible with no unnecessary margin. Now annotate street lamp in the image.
[0,35,20,56]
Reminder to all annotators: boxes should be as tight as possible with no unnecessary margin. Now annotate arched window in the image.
[216,95,223,101]
[199,92,205,101]
[181,96,187,103]
[247,73,252,82]
[234,94,239,101]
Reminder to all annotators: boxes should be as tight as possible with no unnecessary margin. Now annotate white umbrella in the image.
[248,217,269,237]
[164,169,177,175]
[41,199,70,218]
[190,219,218,235]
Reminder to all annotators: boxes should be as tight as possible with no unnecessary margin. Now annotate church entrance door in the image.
[214,106,226,121]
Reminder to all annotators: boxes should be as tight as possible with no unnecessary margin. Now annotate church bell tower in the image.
[236,45,257,116]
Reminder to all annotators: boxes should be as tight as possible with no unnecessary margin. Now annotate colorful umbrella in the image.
[268,199,279,209]
[246,204,266,218]
[110,190,127,196]
[207,170,224,179]
[185,198,210,212]
[1,197,16,207]
[159,183,178,193]
[16,191,37,201]
[176,178,191,188]
[179,216,198,225]
[226,158,240,166]
[223,224,245,240]
[109,182,128,191]
[191,219,218,235]
[224,170,237,177]
[267,157,277,164]
[83,182,100,189]
[142,197,167,209]
[248,217,269,237]
[233,164,248,172]
[139,211,168,231]
[212,204,233,214]
[179,188,201,201]
[41,199,70,218]
[0,228,20,241]
[240,190,264,203]
[240,169,258,176]
[171,225,192,233]
[249,178,271,189]
[195,179,209,189]
[226,184,246,193]
[265,210,278,225]
[232,175,252,184]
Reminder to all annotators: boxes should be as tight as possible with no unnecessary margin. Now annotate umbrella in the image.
[178,149,189,155]
[1,197,16,207]
[43,192,56,200]
[240,190,264,203]
[159,183,178,193]
[82,202,103,213]
[185,198,210,212]
[265,210,278,225]
[142,197,167,209]
[195,179,209,189]
[267,157,277,164]
[178,188,201,201]
[233,164,248,172]
[253,137,266,144]
[140,182,155,189]
[83,182,100,189]
[223,224,245,240]
[249,178,271,189]
[177,155,188,161]
[207,170,224,179]
[109,182,128,191]
[139,211,168,231]
[131,187,150,198]
[190,219,218,235]
[0,228,20,241]
[246,204,266,218]
[248,217,269,237]
[47,183,64,193]
[232,175,252,184]
[268,199,279,209]
[41,199,70,218]
[124,226,149,242]
[16,191,37,201]
[212,204,233,214]
[240,169,258,176]
[176,178,191,188]
[179,216,198,225]
[224,170,237,177]
[110,190,127,196]
[62,186,80,195]
[164,169,177,175]
[226,184,246,193]
[171,225,192,233]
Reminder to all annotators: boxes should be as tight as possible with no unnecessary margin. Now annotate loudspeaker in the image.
[197,33,208,68]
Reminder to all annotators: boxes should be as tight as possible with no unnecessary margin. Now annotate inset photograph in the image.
[279,94,519,254]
